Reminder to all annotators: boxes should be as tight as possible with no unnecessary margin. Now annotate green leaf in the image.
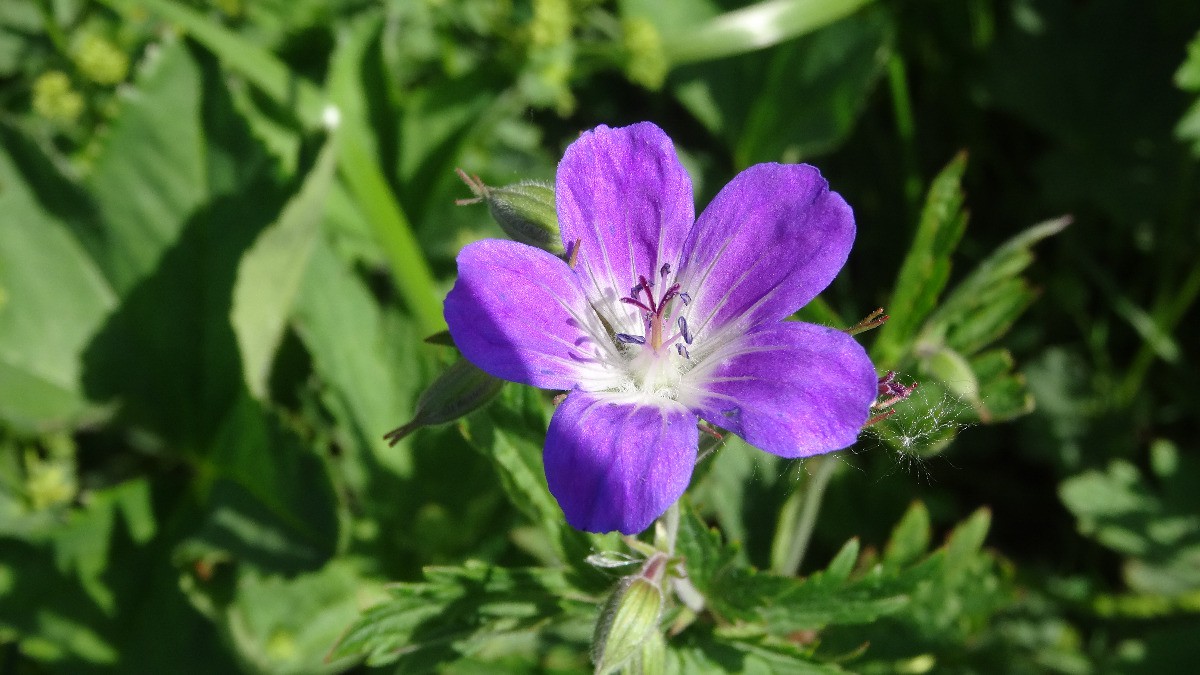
[0,479,239,672]
[328,16,445,335]
[883,502,931,571]
[96,0,328,129]
[459,387,558,530]
[942,508,991,584]
[329,562,593,668]
[85,36,208,293]
[219,560,386,674]
[675,503,741,599]
[669,626,847,674]
[176,394,341,574]
[660,0,876,66]
[970,349,1034,423]
[291,236,418,477]
[871,153,969,369]
[0,132,115,431]
[81,43,288,450]
[672,8,891,166]
[824,538,861,584]
[1060,454,1200,595]
[231,140,337,400]
[923,216,1070,354]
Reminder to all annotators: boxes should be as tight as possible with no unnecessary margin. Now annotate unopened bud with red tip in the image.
[592,553,667,675]
[456,169,562,254]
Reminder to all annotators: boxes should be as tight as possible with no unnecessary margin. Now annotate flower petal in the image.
[684,322,876,458]
[556,123,694,333]
[678,164,855,336]
[444,239,622,391]
[544,390,698,534]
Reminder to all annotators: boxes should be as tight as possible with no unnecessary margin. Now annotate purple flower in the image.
[445,122,877,534]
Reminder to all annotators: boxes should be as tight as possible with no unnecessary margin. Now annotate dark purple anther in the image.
[660,263,671,278]
[616,333,646,345]
[676,343,690,359]
[677,316,692,344]
[679,292,691,306]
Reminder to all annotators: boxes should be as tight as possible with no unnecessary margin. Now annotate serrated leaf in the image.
[221,560,385,675]
[675,503,740,597]
[871,153,969,368]
[329,563,591,668]
[924,217,1068,353]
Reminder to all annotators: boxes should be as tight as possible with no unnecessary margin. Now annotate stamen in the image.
[675,316,692,344]
[676,343,690,359]
[660,263,671,278]
[566,238,583,269]
[616,333,646,345]
[678,292,691,305]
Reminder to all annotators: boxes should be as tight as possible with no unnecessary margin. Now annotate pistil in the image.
[616,265,691,356]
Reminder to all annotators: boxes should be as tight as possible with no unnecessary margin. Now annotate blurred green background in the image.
[2,0,1199,672]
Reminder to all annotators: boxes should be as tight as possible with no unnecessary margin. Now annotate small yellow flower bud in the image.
[74,35,130,86]
[32,71,84,124]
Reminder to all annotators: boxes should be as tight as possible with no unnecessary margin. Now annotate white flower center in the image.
[596,263,699,402]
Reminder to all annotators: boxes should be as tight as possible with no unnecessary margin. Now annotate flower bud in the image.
[457,170,563,254]
[32,72,84,124]
[592,554,666,675]
[74,35,129,86]
[383,359,504,445]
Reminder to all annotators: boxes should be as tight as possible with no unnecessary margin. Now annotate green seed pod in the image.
[636,630,667,675]
[457,170,563,254]
[592,554,666,675]
[383,359,504,445]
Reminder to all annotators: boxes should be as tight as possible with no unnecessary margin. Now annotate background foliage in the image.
[2,0,1198,672]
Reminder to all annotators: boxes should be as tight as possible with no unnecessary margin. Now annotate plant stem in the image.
[771,456,838,576]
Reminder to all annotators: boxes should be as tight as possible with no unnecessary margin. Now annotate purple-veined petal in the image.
[677,164,855,337]
[544,390,698,534]
[556,123,694,333]
[683,321,876,458]
[444,239,623,391]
